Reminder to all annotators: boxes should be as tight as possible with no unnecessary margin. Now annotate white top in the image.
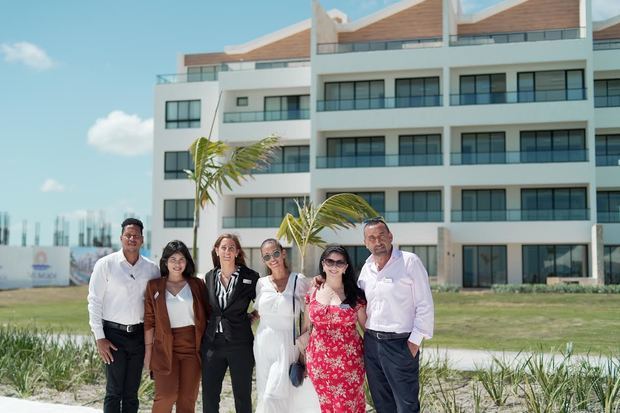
[87,250,160,339]
[254,272,310,331]
[357,248,434,346]
[166,283,195,328]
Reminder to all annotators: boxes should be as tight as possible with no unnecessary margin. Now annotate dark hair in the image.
[318,245,365,307]
[211,233,247,268]
[121,218,144,234]
[260,238,289,275]
[363,216,391,234]
[160,240,195,278]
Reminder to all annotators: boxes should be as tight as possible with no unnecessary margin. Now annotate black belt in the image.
[103,320,143,333]
[366,329,410,340]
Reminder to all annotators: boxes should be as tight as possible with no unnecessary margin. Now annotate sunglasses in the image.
[323,258,347,269]
[262,249,282,262]
[363,216,386,226]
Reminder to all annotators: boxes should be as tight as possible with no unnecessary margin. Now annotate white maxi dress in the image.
[253,273,321,413]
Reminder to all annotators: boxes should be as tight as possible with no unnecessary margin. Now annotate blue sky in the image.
[1,0,618,246]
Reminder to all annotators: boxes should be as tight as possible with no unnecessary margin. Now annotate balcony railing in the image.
[598,212,620,223]
[451,150,588,165]
[450,89,586,105]
[222,216,283,228]
[450,27,583,46]
[316,154,442,168]
[317,96,442,112]
[250,162,310,174]
[596,155,620,166]
[451,209,589,222]
[223,109,309,123]
[317,37,442,54]
[594,39,620,50]
[384,211,443,223]
[595,96,620,108]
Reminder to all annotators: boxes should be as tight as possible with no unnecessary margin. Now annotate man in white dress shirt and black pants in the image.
[87,218,159,413]
[358,217,434,413]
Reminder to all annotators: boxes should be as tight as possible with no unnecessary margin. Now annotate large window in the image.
[520,129,586,162]
[594,79,620,107]
[164,200,194,228]
[256,146,309,173]
[187,65,224,82]
[517,69,584,102]
[459,74,506,104]
[597,191,620,223]
[395,77,440,107]
[399,191,442,222]
[521,188,588,220]
[463,245,507,287]
[164,151,193,179]
[264,95,309,120]
[522,245,588,283]
[399,134,442,166]
[401,245,437,277]
[604,246,620,285]
[460,189,506,221]
[460,132,506,164]
[165,100,201,129]
[326,137,385,168]
[326,192,385,215]
[233,197,304,228]
[343,245,371,275]
[596,134,620,166]
[324,80,385,110]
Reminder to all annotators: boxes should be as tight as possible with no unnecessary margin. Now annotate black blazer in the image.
[202,265,259,346]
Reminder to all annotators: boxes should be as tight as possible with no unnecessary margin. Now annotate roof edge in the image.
[336,0,428,32]
[458,0,529,24]
[593,13,620,32]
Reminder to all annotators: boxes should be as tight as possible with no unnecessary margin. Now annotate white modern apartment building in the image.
[153,0,620,287]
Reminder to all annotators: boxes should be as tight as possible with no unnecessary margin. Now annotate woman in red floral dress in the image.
[300,245,367,413]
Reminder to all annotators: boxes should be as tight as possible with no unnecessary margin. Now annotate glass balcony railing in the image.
[450,89,586,105]
[452,209,590,222]
[451,150,588,165]
[316,154,442,168]
[595,95,620,108]
[250,162,310,174]
[317,96,442,112]
[594,39,620,50]
[222,216,283,228]
[223,109,309,123]
[450,27,583,46]
[598,212,620,223]
[596,154,620,166]
[317,37,442,54]
[384,211,443,223]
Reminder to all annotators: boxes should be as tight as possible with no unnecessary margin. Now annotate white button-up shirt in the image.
[358,248,434,345]
[87,250,160,339]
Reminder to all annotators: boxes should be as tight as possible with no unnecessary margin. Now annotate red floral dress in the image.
[305,289,365,413]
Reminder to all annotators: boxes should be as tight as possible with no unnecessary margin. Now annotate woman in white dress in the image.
[253,238,321,413]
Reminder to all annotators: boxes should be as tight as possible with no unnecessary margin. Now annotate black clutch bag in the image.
[289,359,305,387]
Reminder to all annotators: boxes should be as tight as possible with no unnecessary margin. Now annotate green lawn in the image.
[1,286,618,354]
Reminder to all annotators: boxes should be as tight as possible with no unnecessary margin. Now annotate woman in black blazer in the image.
[201,233,259,413]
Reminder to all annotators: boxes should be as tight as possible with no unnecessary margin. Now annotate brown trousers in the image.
[152,326,201,413]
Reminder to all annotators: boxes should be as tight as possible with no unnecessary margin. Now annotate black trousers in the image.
[364,333,420,413]
[103,326,145,413]
[201,334,254,413]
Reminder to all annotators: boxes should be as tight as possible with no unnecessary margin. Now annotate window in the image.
[399,134,442,166]
[594,79,620,107]
[604,246,620,285]
[165,100,200,129]
[264,95,309,120]
[187,65,225,82]
[521,188,588,220]
[324,80,385,110]
[399,191,442,222]
[236,97,248,107]
[520,129,586,162]
[596,134,620,166]
[597,191,620,223]
[164,200,194,228]
[255,146,309,173]
[326,192,385,215]
[401,246,437,277]
[164,151,193,179]
[326,137,385,167]
[461,189,506,221]
[395,77,440,107]
[463,245,507,287]
[459,74,506,104]
[233,197,305,228]
[522,245,588,283]
[460,132,506,164]
[343,245,371,275]
[518,70,584,102]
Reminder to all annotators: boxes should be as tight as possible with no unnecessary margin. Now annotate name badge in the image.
[242,279,252,284]
[153,291,159,300]
[339,303,352,309]
[383,278,393,283]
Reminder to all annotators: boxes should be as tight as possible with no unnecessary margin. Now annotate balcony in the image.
[595,96,620,108]
[317,37,442,55]
[316,154,442,168]
[317,96,442,112]
[222,216,283,228]
[450,27,583,47]
[451,209,590,222]
[450,89,586,106]
[223,109,309,123]
[451,150,588,165]
[598,212,620,223]
[594,39,620,51]
[250,162,309,174]
[384,211,443,223]
[596,154,620,167]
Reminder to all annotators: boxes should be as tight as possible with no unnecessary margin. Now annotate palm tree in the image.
[186,135,280,260]
[276,193,378,272]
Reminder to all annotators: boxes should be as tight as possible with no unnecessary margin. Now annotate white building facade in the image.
[153,0,620,287]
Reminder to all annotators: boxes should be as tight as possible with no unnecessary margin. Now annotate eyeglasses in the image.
[262,249,282,262]
[123,234,143,240]
[363,216,386,226]
[323,258,347,269]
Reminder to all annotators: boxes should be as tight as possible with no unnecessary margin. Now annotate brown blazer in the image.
[144,277,209,375]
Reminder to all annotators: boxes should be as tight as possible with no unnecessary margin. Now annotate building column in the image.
[591,224,604,285]
[437,226,454,285]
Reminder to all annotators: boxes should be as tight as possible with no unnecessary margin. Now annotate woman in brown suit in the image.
[144,240,209,413]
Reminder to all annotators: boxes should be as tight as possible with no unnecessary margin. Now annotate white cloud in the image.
[0,41,54,70]
[593,0,620,20]
[40,178,65,193]
[87,111,153,156]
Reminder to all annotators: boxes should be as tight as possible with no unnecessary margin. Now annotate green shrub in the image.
[490,283,620,294]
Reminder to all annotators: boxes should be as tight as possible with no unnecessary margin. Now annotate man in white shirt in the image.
[357,217,434,413]
[87,218,159,413]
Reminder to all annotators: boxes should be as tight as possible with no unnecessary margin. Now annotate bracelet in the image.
[145,342,153,346]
